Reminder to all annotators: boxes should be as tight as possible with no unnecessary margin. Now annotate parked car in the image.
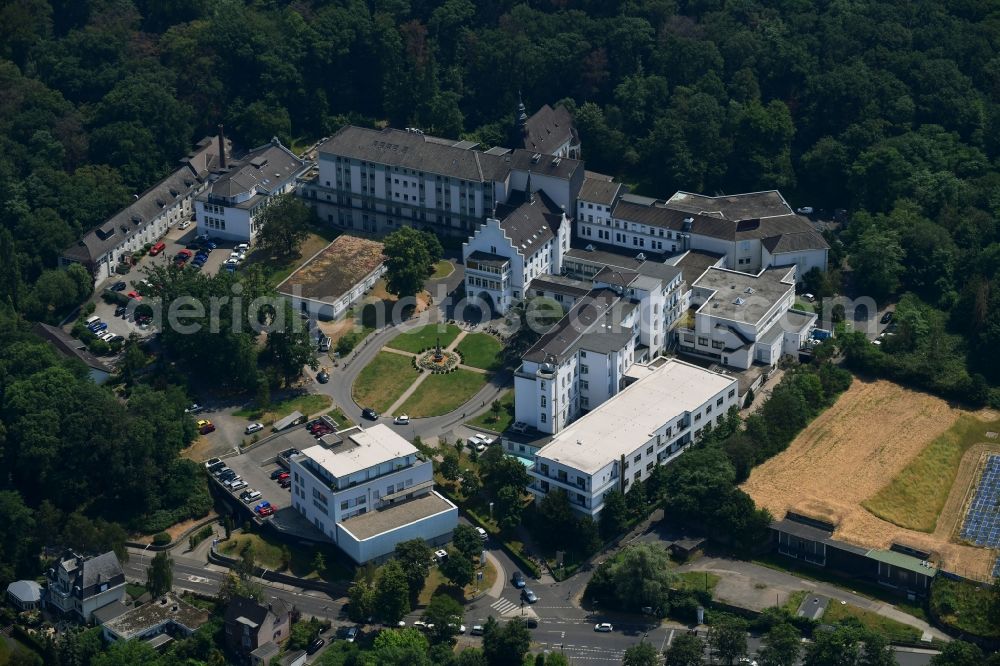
[393,414,410,425]
[229,479,246,491]
[196,419,210,428]
[796,206,814,215]
[199,423,216,435]
[362,408,378,420]
[434,549,448,562]
[270,469,285,480]
[236,243,250,252]
[245,423,264,435]
[149,241,166,256]
[881,311,894,324]
[277,472,289,482]
[801,293,816,302]
[111,281,127,291]
[345,627,358,642]
[114,305,127,317]
[521,589,538,604]
[90,322,108,333]
[239,490,253,502]
[525,618,538,629]
[476,527,488,541]
[127,291,142,301]
[186,404,204,414]
[243,490,261,503]
[254,502,272,513]
[178,220,191,230]
[316,369,329,384]
[470,625,484,636]
[279,478,291,489]
[511,571,525,588]
[306,638,325,655]
[594,623,613,632]
[223,476,242,488]
[204,457,222,469]
[258,505,275,516]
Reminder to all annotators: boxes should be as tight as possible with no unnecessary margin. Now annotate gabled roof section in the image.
[521,104,577,154]
[579,171,623,206]
[203,138,305,203]
[320,126,509,182]
[496,189,564,257]
[762,229,830,253]
[666,190,793,221]
[508,149,581,181]
[63,136,224,264]
[32,323,113,374]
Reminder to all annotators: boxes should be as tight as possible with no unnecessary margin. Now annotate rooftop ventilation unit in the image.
[551,157,561,166]
[531,153,542,164]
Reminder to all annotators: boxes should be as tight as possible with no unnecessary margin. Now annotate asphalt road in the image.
[124,549,347,622]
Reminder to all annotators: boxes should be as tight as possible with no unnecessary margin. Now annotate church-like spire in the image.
[525,170,533,204]
[516,90,528,133]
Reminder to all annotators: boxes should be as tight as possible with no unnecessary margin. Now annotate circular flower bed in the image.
[416,348,460,373]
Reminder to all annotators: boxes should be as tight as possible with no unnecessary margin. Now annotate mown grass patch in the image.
[466,390,514,432]
[234,392,332,423]
[399,369,488,418]
[351,351,419,413]
[386,323,461,354]
[863,414,1000,532]
[455,332,502,370]
[822,601,923,643]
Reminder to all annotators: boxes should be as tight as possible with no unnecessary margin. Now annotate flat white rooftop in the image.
[535,359,737,474]
[302,424,417,479]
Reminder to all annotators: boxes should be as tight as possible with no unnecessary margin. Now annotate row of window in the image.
[203,216,226,230]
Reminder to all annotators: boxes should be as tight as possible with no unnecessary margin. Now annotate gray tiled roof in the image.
[523,288,622,363]
[521,104,577,154]
[80,551,124,589]
[529,274,592,298]
[63,137,224,264]
[497,190,564,256]
[32,323,112,373]
[508,149,582,182]
[762,229,830,253]
[320,126,509,182]
[202,138,305,204]
[666,190,792,221]
[578,172,622,205]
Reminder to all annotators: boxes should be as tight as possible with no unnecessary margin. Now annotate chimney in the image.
[217,124,227,169]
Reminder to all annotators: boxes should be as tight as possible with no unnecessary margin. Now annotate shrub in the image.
[152,532,171,546]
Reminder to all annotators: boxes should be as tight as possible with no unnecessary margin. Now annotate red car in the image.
[199,423,216,435]
[258,506,275,516]
[277,472,289,481]
[127,291,142,301]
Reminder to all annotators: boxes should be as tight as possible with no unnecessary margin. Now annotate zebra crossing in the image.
[490,597,521,616]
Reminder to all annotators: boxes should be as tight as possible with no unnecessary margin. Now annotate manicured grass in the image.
[455,332,503,370]
[930,576,1000,639]
[328,407,351,428]
[234,392,332,423]
[218,532,351,582]
[676,571,720,595]
[822,601,922,643]
[386,323,461,354]
[430,260,454,279]
[352,351,419,413]
[466,390,515,432]
[863,414,1000,532]
[399,369,488,418]
[126,583,147,600]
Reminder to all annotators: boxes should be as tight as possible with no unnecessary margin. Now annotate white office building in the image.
[461,184,571,314]
[195,137,307,242]
[576,187,829,278]
[289,424,457,563]
[300,125,583,238]
[675,265,816,369]
[528,358,739,517]
[61,135,226,286]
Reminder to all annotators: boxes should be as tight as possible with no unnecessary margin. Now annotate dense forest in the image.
[1,0,999,401]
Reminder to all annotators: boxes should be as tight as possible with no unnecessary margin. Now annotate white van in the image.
[85,315,100,326]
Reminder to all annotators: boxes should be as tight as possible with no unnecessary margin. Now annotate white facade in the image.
[528,359,739,516]
[288,425,457,563]
[196,138,307,243]
[336,492,458,563]
[46,551,126,623]
[675,266,817,370]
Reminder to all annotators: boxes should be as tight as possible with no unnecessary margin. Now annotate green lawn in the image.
[822,601,922,643]
[863,413,1000,532]
[386,323,461,354]
[352,351,419,413]
[456,332,503,370]
[218,532,351,582]
[430,260,454,279]
[418,558,497,605]
[466,390,514,432]
[930,576,1000,639]
[399,368,488,418]
[783,590,808,614]
[234,392,333,423]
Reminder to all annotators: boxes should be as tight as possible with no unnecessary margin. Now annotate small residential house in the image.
[224,596,290,658]
[32,323,113,384]
[46,550,126,622]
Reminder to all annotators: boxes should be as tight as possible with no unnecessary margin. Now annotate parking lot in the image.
[213,425,328,538]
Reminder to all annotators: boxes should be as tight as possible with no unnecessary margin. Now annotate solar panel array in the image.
[961,455,1000,548]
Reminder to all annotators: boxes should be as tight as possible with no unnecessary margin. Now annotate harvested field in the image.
[742,378,998,579]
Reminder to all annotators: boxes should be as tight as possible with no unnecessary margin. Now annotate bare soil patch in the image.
[741,378,997,579]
